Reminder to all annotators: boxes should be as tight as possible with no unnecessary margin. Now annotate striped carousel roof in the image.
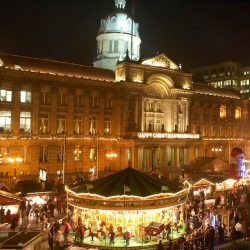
[68,167,184,197]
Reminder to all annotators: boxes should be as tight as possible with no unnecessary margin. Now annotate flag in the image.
[123,185,131,193]
[161,185,169,192]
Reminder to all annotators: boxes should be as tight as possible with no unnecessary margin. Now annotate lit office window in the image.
[57,115,65,134]
[89,116,97,135]
[0,90,12,102]
[20,91,31,103]
[89,147,97,161]
[0,111,11,132]
[20,112,31,133]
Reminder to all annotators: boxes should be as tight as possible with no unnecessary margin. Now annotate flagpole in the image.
[130,0,135,60]
[62,132,66,184]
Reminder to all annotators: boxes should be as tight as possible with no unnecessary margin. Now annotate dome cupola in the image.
[93,0,141,71]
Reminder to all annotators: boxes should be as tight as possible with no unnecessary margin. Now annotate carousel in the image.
[65,167,188,248]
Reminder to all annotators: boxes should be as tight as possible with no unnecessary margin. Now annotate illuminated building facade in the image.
[190,61,250,94]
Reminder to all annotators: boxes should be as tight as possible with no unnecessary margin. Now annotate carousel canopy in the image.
[69,167,184,197]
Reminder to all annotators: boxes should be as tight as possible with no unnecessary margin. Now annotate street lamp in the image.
[106,152,117,170]
[8,154,23,193]
[7,155,23,177]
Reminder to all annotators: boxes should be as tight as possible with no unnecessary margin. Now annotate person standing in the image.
[217,222,224,244]
[124,230,131,246]
[208,225,215,250]
[6,209,11,224]
[109,229,115,245]
[40,212,47,230]
[10,216,18,231]
[57,200,62,215]
[0,207,4,224]
[157,239,164,250]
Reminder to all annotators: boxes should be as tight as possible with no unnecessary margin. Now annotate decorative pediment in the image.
[142,53,179,70]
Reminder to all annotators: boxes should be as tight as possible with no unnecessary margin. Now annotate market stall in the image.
[192,178,215,199]
[0,190,22,223]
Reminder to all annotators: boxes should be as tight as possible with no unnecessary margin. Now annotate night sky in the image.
[1,0,250,70]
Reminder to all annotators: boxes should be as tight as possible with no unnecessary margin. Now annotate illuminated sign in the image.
[39,168,47,181]
[138,132,200,139]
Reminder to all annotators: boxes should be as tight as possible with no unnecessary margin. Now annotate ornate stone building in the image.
[0,0,249,188]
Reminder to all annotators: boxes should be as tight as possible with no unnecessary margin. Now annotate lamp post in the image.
[8,154,23,193]
[106,152,117,170]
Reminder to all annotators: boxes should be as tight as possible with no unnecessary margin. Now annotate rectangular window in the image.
[156,120,161,132]
[20,111,31,133]
[57,146,65,162]
[74,116,81,135]
[157,102,161,111]
[20,91,32,103]
[235,107,241,119]
[39,146,48,162]
[220,125,224,136]
[0,146,10,163]
[74,94,83,106]
[74,146,82,161]
[203,124,207,136]
[90,96,98,107]
[211,123,215,136]
[105,97,112,108]
[114,40,118,53]
[104,117,111,135]
[58,93,67,105]
[89,116,97,135]
[220,106,226,118]
[148,102,153,111]
[57,115,66,134]
[0,111,11,132]
[0,90,12,102]
[39,114,49,134]
[40,92,50,104]
[89,147,97,161]
[109,41,112,53]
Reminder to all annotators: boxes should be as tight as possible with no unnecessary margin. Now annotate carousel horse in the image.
[87,227,103,241]
[99,222,107,239]
[116,226,123,237]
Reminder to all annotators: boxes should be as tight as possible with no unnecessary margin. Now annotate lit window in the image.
[235,107,241,119]
[20,91,31,103]
[74,116,81,135]
[89,116,97,135]
[104,117,111,135]
[20,111,31,133]
[0,90,12,102]
[0,111,11,132]
[157,102,161,111]
[220,106,226,118]
[74,146,82,161]
[39,114,49,134]
[57,115,65,134]
[89,147,97,161]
